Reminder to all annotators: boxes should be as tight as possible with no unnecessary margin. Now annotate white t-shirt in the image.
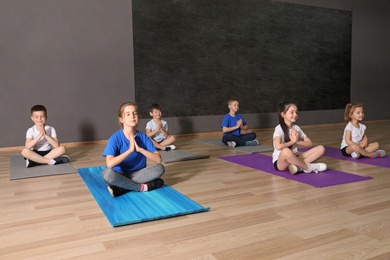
[272,124,306,163]
[340,122,366,149]
[25,125,57,151]
[145,119,168,143]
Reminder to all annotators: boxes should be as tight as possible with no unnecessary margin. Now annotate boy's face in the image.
[150,108,162,119]
[31,111,47,126]
[228,101,239,113]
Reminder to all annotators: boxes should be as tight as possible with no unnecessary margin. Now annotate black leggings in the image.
[341,147,350,157]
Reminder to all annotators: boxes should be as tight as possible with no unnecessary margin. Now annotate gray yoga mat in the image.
[196,138,274,153]
[10,154,76,180]
[160,149,210,163]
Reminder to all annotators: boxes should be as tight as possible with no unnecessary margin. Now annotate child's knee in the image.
[102,168,116,183]
[155,163,165,175]
[317,145,325,155]
[59,145,66,154]
[280,148,293,157]
[21,148,29,157]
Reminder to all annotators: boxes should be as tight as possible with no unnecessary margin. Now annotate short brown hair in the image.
[31,105,47,116]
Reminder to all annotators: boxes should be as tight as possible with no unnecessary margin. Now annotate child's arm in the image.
[146,128,159,138]
[359,134,368,148]
[296,136,313,148]
[146,120,163,137]
[159,121,169,138]
[344,130,357,147]
[134,138,162,163]
[274,136,295,150]
[24,125,60,149]
[43,129,60,148]
[222,119,243,133]
[293,129,313,147]
[105,136,136,168]
[25,133,43,149]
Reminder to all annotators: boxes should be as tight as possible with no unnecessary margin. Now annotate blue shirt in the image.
[103,130,156,174]
[221,113,247,136]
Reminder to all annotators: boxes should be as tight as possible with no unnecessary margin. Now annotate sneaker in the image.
[165,145,176,151]
[227,141,236,148]
[373,150,386,158]
[304,163,327,174]
[146,178,165,191]
[248,139,259,146]
[288,164,303,175]
[54,155,70,165]
[351,151,360,159]
[107,185,129,198]
[25,159,40,168]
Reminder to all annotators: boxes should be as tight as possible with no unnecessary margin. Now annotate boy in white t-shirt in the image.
[21,105,70,168]
[145,104,176,151]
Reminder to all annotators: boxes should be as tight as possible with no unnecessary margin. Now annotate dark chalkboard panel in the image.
[133,0,351,117]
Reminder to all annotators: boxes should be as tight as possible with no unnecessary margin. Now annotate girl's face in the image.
[351,106,364,122]
[119,105,139,128]
[281,104,298,125]
[31,111,46,126]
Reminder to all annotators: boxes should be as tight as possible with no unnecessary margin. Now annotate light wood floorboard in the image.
[1,121,390,259]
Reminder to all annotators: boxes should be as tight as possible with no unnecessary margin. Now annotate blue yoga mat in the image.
[218,154,373,188]
[78,166,210,227]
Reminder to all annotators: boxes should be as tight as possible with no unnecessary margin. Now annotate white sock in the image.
[48,159,56,165]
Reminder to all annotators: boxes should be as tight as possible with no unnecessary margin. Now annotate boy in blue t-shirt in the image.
[221,98,259,147]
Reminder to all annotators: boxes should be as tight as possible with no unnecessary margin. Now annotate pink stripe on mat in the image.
[218,153,372,188]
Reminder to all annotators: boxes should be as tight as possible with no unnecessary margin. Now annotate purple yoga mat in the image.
[218,153,372,188]
[300,146,390,168]
[321,146,390,168]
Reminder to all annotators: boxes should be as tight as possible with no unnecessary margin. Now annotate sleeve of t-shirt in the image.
[361,123,367,133]
[103,135,118,157]
[26,127,33,139]
[294,125,306,140]
[221,115,229,128]
[162,120,168,131]
[49,126,57,138]
[145,120,153,131]
[273,125,283,140]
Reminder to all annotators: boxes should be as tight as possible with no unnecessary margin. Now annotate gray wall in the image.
[1,0,389,148]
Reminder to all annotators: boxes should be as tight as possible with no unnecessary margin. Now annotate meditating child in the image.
[21,105,69,168]
[221,97,259,147]
[272,101,327,174]
[102,102,165,197]
[145,103,176,151]
[340,103,386,159]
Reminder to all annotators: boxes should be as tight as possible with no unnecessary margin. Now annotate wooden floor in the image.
[1,121,390,260]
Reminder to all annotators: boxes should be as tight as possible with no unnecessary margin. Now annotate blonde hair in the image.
[117,102,139,128]
[344,103,363,123]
